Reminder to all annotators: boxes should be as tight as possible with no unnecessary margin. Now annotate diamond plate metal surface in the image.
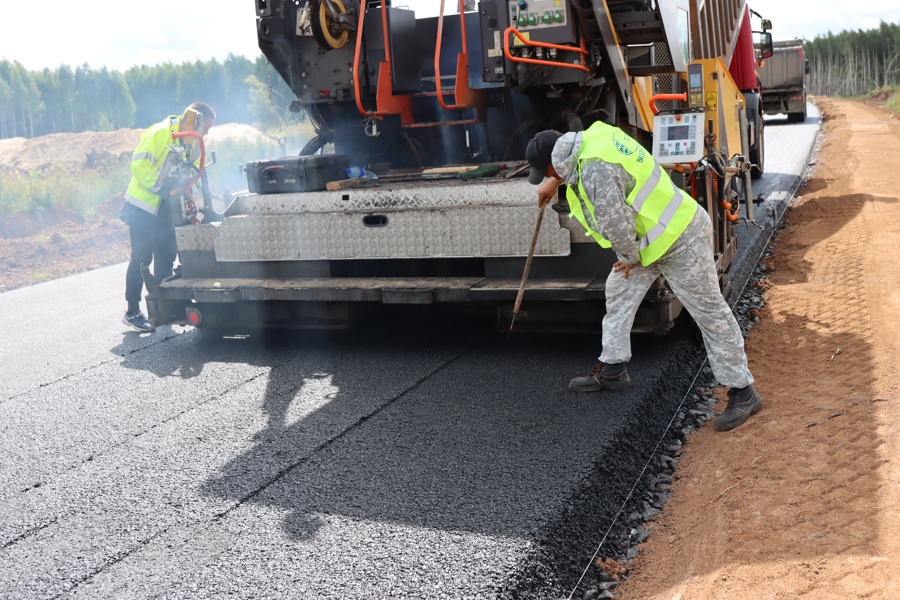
[230,180,539,214]
[214,205,571,261]
[175,224,221,252]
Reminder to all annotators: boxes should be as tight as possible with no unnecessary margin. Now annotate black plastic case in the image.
[246,154,350,194]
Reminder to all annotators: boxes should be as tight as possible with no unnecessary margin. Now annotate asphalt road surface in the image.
[0,107,820,600]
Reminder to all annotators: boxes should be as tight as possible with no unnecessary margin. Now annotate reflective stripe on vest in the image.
[132,152,157,166]
[565,122,697,265]
[124,116,181,216]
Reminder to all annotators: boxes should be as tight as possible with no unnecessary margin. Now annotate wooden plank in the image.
[325,177,365,190]
[421,165,478,174]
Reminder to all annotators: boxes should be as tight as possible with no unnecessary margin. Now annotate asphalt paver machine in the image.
[147,0,773,334]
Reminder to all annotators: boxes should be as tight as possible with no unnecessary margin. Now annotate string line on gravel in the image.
[566,119,822,599]
[566,361,706,600]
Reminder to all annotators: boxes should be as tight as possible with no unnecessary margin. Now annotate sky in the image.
[747,0,900,41]
[0,1,898,73]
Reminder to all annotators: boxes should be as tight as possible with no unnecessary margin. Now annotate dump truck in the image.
[757,38,808,122]
[145,0,773,335]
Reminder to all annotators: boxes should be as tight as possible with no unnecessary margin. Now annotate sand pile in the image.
[0,129,143,170]
[0,123,271,171]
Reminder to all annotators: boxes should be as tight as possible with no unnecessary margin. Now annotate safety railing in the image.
[353,0,413,124]
[434,0,476,110]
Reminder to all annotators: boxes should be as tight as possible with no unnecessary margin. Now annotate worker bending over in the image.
[526,122,762,431]
[119,102,216,333]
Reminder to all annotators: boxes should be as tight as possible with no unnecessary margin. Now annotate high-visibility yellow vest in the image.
[565,121,698,266]
[124,116,182,216]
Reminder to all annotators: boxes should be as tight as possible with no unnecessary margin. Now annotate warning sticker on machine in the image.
[705,92,718,111]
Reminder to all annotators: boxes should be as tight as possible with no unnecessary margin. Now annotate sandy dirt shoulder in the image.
[616,97,900,599]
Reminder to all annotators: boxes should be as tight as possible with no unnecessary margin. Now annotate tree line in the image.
[0,54,297,140]
[5,19,899,139]
[806,21,900,96]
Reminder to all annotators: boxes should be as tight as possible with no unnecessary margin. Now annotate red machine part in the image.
[185,307,202,327]
[503,27,589,73]
[648,93,687,115]
[727,6,758,92]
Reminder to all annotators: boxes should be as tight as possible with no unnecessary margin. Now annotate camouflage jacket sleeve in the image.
[581,160,641,265]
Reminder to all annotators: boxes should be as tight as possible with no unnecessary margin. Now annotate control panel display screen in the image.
[666,125,690,141]
[689,71,702,89]
[652,112,705,163]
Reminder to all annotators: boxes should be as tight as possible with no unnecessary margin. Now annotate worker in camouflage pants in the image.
[526,123,762,431]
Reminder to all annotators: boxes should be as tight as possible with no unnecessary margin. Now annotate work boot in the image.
[714,385,762,431]
[569,362,631,392]
[122,310,155,333]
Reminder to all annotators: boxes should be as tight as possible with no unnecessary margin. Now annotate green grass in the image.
[0,165,130,219]
[865,85,900,107]
[34,233,73,243]
[0,122,317,220]
[887,92,900,113]
[34,273,48,281]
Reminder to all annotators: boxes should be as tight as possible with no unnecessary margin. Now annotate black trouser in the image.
[124,203,177,313]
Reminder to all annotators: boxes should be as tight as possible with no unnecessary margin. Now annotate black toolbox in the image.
[246,154,350,194]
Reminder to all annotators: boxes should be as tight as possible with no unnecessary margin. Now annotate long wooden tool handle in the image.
[513,203,546,316]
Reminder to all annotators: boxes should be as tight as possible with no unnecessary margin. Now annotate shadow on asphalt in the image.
[113,311,704,595]
[185,319,644,536]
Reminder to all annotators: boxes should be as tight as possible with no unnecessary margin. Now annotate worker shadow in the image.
[196,322,682,548]
[112,326,210,380]
[626,307,887,597]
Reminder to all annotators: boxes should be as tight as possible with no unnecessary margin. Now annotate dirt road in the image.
[617,98,900,598]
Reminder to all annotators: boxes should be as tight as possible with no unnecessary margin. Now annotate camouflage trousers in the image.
[599,209,754,389]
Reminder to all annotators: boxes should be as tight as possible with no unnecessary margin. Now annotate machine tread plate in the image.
[470,277,600,301]
[213,206,570,262]
[159,276,608,303]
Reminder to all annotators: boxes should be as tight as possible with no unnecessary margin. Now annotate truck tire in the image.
[746,93,764,179]
[787,102,808,123]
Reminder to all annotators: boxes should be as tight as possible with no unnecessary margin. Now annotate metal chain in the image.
[266,60,273,103]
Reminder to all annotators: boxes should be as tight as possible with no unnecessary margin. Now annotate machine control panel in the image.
[687,63,704,108]
[508,0,568,29]
[480,0,581,85]
[652,112,706,163]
